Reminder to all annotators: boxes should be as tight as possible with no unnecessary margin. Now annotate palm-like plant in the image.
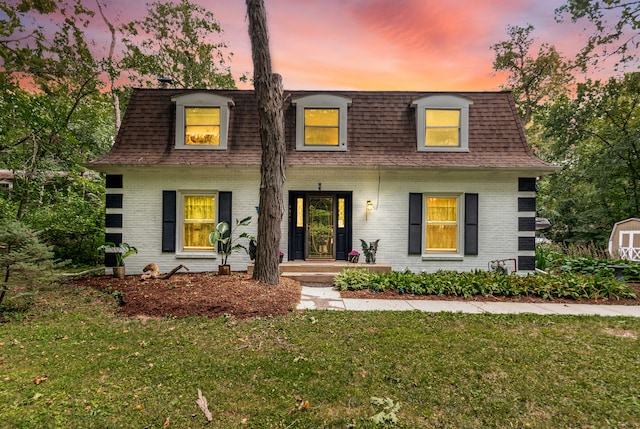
[99,242,137,266]
[208,216,253,266]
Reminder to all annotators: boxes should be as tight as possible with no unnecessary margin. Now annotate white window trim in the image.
[421,193,464,261]
[292,94,351,151]
[412,95,472,153]
[175,190,218,259]
[172,93,234,150]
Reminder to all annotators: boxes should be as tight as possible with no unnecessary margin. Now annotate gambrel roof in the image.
[89,88,556,173]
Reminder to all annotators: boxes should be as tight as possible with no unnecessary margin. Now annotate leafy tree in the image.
[0,0,112,266]
[556,0,640,68]
[120,0,238,88]
[537,73,640,245]
[491,24,574,125]
[22,173,106,266]
[0,0,111,219]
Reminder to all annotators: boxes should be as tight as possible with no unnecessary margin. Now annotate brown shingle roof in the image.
[89,88,555,172]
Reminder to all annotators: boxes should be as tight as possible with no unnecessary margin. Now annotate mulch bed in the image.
[69,272,301,319]
[69,272,639,320]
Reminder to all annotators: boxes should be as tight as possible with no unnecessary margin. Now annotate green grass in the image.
[1,283,640,428]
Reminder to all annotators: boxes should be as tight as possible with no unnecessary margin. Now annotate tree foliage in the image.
[0,0,111,220]
[556,0,640,68]
[120,0,237,89]
[0,0,241,265]
[537,73,640,244]
[491,24,574,125]
[0,220,57,305]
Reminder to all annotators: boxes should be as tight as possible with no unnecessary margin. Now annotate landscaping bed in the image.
[66,269,640,322]
[69,272,302,319]
[340,284,640,305]
[335,268,640,305]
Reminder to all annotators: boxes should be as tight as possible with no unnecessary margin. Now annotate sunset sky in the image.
[207,0,593,90]
[34,0,602,91]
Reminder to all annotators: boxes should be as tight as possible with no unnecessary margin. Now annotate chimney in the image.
[158,77,173,88]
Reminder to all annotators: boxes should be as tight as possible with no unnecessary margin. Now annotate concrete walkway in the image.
[298,286,640,317]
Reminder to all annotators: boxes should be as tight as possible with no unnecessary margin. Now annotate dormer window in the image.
[412,95,472,152]
[185,107,221,146]
[304,108,339,146]
[172,93,234,150]
[292,94,351,151]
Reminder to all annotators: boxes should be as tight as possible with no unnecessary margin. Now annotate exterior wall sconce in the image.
[366,200,373,220]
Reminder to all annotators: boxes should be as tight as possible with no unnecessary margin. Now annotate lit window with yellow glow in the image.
[185,107,220,146]
[172,92,233,150]
[425,197,458,253]
[304,108,339,146]
[412,95,472,152]
[425,109,460,147]
[183,195,215,251]
[292,94,351,151]
[296,198,304,228]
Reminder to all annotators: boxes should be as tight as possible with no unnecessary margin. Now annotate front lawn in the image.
[1,282,639,428]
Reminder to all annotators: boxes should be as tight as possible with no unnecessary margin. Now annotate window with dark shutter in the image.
[218,192,232,253]
[464,193,478,255]
[408,193,423,254]
[162,191,177,252]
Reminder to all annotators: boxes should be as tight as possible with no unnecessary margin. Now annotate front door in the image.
[289,191,352,261]
[308,196,334,259]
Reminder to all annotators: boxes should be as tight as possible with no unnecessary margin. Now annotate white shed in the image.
[608,218,640,261]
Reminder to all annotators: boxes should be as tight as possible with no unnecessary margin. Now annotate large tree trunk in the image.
[246,0,286,284]
[96,0,121,134]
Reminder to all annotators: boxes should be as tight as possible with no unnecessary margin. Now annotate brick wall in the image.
[108,165,527,274]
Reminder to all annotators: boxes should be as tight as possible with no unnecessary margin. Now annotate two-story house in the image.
[88,89,556,274]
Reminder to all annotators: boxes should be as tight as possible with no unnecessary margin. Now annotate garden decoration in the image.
[140,263,190,280]
[360,239,380,264]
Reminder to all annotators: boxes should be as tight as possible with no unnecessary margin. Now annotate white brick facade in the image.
[106,165,529,275]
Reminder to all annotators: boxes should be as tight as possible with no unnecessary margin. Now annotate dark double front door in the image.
[288,191,352,261]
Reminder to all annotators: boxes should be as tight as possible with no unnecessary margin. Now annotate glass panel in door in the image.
[307,196,334,259]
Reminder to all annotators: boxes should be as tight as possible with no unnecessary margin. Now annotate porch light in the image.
[366,200,374,220]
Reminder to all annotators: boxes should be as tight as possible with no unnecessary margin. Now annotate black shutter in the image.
[104,233,122,267]
[518,217,536,231]
[464,193,479,255]
[105,194,123,208]
[408,193,422,254]
[518,197,536,212]
[218,192,232,252]
[105,213,122,228]
[518,177,537,192]
[162,191,177,252]
[105,174,123,189]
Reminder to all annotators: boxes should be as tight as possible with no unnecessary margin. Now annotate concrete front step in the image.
[247,261,391,284]
[281,272,337,284]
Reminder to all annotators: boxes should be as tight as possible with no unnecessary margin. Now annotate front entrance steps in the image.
[247,261,392,285]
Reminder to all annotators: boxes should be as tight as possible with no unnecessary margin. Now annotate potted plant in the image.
[279,251,284,263]
[209,216,253,275]
[348,250,360,263]
[98,242,138,279]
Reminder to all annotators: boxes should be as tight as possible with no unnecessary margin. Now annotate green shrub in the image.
[343,269,637,301]
[0,221,58,306]
[622,263,640,281]
[334,268,373,291]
